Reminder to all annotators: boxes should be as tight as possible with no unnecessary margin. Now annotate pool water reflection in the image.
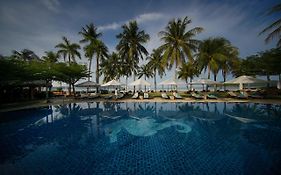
[0,102,281,175]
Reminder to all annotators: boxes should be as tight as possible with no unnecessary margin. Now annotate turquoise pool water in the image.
[0,102,281,174]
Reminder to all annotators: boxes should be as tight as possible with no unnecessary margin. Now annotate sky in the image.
[0,0,279,84]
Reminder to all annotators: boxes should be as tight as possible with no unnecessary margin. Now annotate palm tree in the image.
[116,20,150,81]
[178,62,200,90]
[95,40,108,84]
[42,51,59,63]
[259,3,281,48]
[197,37,231,81]
[220,46,239,82]
[137,64,153,91]
[55,36,81,64]
[147,49,165,91]
[79,23,102,81]
[55,36,81,94]
[158,16,203,77]
[100,52,122,82]
[12,49,40,61]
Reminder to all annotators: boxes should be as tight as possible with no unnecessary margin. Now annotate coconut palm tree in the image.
[95,40,108,84]
[178,62,200,90]
[220,46,239,82]
[79,23,102,81]
[100,52,122,82]
[137,64,153,91]
[147,49,166,91]
[197,37,231,81]
[12,49,40,61]
[158,16,203,77]
[259,3,281,48]
[116,20,150,81]
[42,51,59,63]
[55,36,81,64]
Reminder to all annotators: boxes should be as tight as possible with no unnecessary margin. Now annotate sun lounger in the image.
[237,92,248,99]
[191,92,204,99]
[161,93,169,99]
[207,94,218,99]
[227,91,237,98]
[132,92,138,99]
[173,92,183,99]
[244,92,263,99]
[144,92,149,99]
[104,95,113,99]
[116,93,124,99]
[88,93,100,99]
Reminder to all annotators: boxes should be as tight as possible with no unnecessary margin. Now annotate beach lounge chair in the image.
[104,95,113,99]
[173,92,183,99]
[244,92,263,99]
[228,91,238,98]
[207,94,218,99]
[144,92,149,99]
[132,92,138,99]
[88,93,100,99]
[237,92,248,99]
[161,93,169,99]
[191,92,204,99]
[116,93,124,99]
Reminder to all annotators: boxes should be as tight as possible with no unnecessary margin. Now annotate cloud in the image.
[98,12,165,31]
[40,0,60,13]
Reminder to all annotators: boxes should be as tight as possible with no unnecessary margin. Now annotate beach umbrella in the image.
[159,79,186,90]
[191,78,221,85]
[158,79,186,86]
[75,80,99,87]
[190,78,222,91]
[128,78,151,91]
[224,75,267,90]
[129,78,151,86]
[101,79,124,87]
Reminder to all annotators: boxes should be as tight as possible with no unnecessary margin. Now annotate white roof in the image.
[75,81,99,87]
[158,79,186,86]
[191,78,221,85]
[224,75,268,84]
[128,78,151,86]
[101,79,124,87]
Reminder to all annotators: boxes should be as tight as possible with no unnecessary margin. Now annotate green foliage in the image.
[158,16,203,70]
[116,20,150,78]
[260,3,281,48]
[0,58,88,87]
[197,37,238,81]
[55,36,81,63]
[232,48,281,77]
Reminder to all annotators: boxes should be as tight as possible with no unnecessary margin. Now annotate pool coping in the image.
[1,97,281,112]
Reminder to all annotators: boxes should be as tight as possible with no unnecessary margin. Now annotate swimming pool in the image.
[0,102,281,175]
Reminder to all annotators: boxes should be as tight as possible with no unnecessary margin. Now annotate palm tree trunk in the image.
[144,76,147,92]
[96,55,99,93]
[207,63,211,79]
[207,63,210,91]
[190,78,193,91]
[154,69,157,91]
[267,74,270,88]
[214,74,217,81]
[72,83,75,95]
[223,70,226,91]
[88,58,92,81]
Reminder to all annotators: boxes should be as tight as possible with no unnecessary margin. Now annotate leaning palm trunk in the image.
[68,55,72,94]
[154,69,157,91]
[96,55,99,93]
[223,70,227,91]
